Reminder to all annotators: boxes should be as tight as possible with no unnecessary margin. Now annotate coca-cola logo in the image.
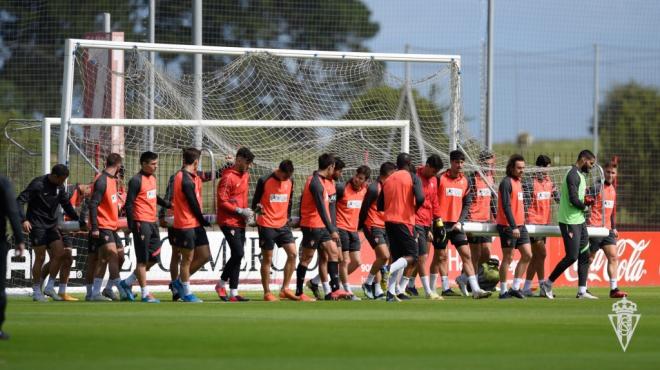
[564,238,649,283]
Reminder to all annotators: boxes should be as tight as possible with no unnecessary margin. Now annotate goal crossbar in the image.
[64,38,461,64]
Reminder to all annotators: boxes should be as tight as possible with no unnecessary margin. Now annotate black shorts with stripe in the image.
[385,222,418,261]
[170,226,209,249]
[258,226,295,250]
[363,226,388,249]
[132,221,162,264]
[301,227,332,249]
[589,230,617,253]
[338,229,361,252]
[497,225,531,249]
[88,229,121,253]
[29,227,62,248]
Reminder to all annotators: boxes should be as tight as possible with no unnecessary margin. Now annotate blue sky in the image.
[362,0,660,144]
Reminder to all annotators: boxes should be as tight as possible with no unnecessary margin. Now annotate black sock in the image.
[296,264,307,296]
[328,261,340,292]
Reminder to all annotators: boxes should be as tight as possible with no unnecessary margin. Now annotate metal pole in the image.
[58,39,76,166]
[449,62,461,151]
[485,0,494,150]
[147,0,156,151]
[593,44,600,157]
[42,119,51,174]
[192,0,203,149]
[103,13,111,33]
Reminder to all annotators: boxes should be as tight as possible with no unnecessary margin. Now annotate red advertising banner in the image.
[347,231,659,287]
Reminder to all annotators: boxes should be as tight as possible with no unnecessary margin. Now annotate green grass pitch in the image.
[1,287,658,370]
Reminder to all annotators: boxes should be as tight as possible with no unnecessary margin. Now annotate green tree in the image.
[0,0,379,118]
[598,81,660,227]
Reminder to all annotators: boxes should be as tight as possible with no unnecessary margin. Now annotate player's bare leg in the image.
[591,244,626,298]
[456,245,490,298]
[430,247,453,295]
[524,239,546,296]
[104,246,124,295]
[42,239,65,300]
[362,244,389,299]
[92,243,119,301]
[278,244,298,300]
[340,250,361,299]
[178,248,196,300]
[84,252,98,300]
[321,240,348,300]
[308,249,328,299]
[260,249,277,300]
[31,246,47,301]
[189,245,210,275]
[57,247,76,300]
[469,242,481,274]
[169,245,181,300]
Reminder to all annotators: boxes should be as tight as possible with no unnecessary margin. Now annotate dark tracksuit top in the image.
[1,176,24,245]
[16,175,79,229]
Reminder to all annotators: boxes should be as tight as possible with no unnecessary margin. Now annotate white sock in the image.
[113,278,122,291]
[92,278,103,296]
[124,273,137,286]
[408,278,416,288]
[58,283,67,295]
[421,276,432,294]
[395,270,404,294]
[85,284,92,297]
[322,282,331,295]
[578,286,587,294]
[398,276,410,294]
[230,288,238,297]
[441,276,449,291]
[429,273,438,291]
[365,273,375,285]
[311,275,321,285]
[32,284,42,295]
[610,279,618,290]
[512,278,523,291]
[342,282,352,293]
[523,279,533,292]
[141,286,149,299]
[217,278,227,288]
[45,277,56,291]
[104,279,114,292]
[389,258,408,276]
[387,270,400,295]
[499,281,508,292]
[182,282,191,296]
[374,283,384,296]
[468,275,481,292]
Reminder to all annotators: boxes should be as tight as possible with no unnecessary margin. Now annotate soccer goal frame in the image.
[57,38,462,169]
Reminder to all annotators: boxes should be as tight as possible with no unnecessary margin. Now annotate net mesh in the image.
[68,47,459,212]
[5,45,605,291]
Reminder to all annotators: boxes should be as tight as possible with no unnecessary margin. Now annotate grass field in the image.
[1,287,658,370]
